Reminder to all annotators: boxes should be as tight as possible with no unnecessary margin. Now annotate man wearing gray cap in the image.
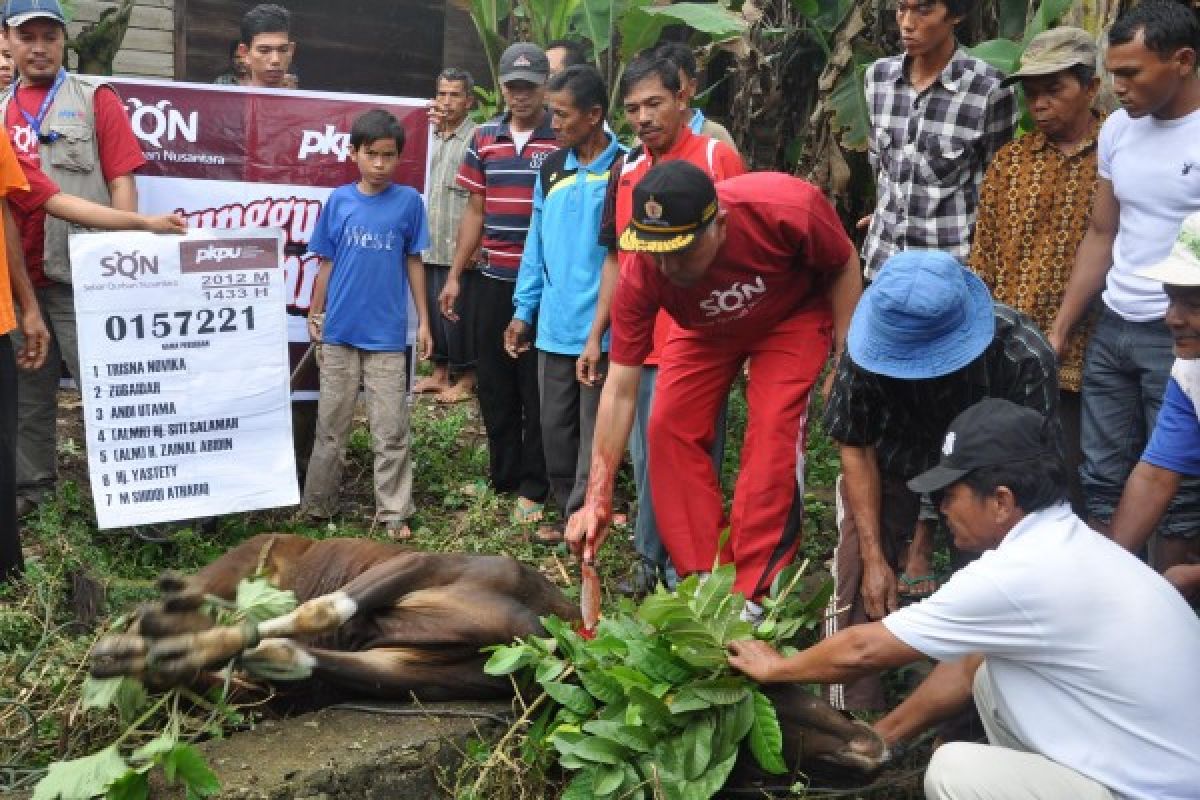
[439,43,555,520]
[729,397,1200,800]
[969,27,1104,513]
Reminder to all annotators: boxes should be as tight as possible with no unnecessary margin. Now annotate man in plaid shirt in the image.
[859,0,1018,280]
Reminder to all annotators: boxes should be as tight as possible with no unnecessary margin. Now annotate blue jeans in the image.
[1081,308,1200,537]
[630,366,728,585]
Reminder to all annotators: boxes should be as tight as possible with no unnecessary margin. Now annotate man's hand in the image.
[862,558,899,620]
[142,213,187,234]
[1046,320,1069,360]
[439,277,461,322]
[727,639,786,683]
[415,324,433,361]
[427,100,447,130]
[565,500,612,564]
[577,337,604,386]
[504,319,532,359]
[855,214,873,231]
[306,313,324,344]
[15,308,49,370]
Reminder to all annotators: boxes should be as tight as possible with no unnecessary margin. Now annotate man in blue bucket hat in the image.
[821,250,1060,711]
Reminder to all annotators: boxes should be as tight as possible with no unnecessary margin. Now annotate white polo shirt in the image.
[884,503,1200,800]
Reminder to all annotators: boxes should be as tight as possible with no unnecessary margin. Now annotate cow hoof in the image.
[817,721,890,773]
[90,633,148,679]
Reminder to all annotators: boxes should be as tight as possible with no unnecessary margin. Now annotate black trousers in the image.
[474,275,547,501]
[1,335,23,583]
[425,264,478,371]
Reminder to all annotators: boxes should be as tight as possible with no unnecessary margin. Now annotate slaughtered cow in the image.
[90,533,887,778]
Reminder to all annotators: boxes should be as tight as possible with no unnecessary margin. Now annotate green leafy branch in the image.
[482,558,832,800]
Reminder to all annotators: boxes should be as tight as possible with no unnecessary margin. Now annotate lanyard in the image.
[15,68,67,143]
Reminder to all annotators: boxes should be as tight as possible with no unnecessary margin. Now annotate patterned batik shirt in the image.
[823,304,1060,480]
[423,116,477,267]
[862,49,1018,280]
[969,113,1104,392]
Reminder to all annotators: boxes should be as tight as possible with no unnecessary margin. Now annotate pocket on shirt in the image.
[45,124,97,174]
[916,133,969,184]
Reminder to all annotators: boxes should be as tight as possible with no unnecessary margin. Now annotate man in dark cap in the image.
[566,161,861,611]
[728,397,1200,800]
[439,43,556,522]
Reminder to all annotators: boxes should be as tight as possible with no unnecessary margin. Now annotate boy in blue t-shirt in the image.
[301,109,432,539]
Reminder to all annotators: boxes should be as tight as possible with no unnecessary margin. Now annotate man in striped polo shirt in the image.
[439,43,556,520]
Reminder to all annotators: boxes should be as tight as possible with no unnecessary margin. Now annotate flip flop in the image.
[512,497,544,525]
[898,573,939,598]
[533,523,564,544]
[412,377,449,394]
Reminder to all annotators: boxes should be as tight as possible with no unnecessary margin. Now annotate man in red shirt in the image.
[569,162,862,607]
[598,54,745,594]
[2,0,147,516]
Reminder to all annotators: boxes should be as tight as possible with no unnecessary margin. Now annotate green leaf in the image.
[81,676,148,725]
[34,746,130,800]
[579,669,625,704]
[483,644,536,676]
[792,0,819,17]
[594,763,626,794]
[748,690,787,775]
[606,665,654,690]
[582,719,655,753]
[967,38,1023,75]
[543,681,597,716]
[104,771,148,800]
[682,712,715,780]
[690,564,735,620]
[627,641,693,685]
[626,686,675,733]
[687,749,740,799]
[162,745,220,798]
[829,61,872,152]
[667,688,712,715]
[234,577,297,625]
[130,732,176,764]
[1024,0,1074,45]
[554,732,628,765]
[535,656,566,683]
[690,677,751,707]
[560,766,595,800]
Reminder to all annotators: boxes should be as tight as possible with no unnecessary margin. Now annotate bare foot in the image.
[437,383,475,404]
[386,523,412,541]
[414,370,450,394]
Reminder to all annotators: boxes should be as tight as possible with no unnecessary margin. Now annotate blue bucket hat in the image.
[847,250,995,380]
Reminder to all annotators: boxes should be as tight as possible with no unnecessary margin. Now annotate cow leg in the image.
[242,642,513,700]
[765,684,889,772]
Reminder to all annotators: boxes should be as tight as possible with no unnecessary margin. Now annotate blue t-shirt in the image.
[308,183,430,351]
[1142,377,1200,477]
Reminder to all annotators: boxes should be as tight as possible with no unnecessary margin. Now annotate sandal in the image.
[512,497,544,525]
[898,573,939,599]
[533,523,564,544]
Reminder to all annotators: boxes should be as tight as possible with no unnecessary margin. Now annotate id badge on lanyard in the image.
[15,68,67,145]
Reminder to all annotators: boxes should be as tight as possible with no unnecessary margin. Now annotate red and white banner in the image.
[109,78,432,398]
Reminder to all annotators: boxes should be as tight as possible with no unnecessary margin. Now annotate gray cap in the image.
[498,43,549,85]
[1002,27,1097,86]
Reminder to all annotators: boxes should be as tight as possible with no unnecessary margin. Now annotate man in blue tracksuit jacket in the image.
[505,64,625,541]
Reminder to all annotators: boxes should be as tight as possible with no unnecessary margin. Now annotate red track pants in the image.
[648,305,831,599]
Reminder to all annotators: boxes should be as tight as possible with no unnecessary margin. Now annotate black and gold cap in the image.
[619,161,718,254]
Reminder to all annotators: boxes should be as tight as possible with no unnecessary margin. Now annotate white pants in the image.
[924,662,1116,800]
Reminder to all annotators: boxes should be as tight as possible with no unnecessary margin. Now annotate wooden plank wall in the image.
[70,0,175,78]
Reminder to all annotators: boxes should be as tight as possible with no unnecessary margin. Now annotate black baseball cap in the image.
[907,398,1055,494]
[498,43,550,85]
[619,160,718,254]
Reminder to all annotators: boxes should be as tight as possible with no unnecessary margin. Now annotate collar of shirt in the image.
[688,107,706,135]
[438,116,475,142]
[999,502,1074,548]
[495,108,555,143]
[890,46,973,93]
[1027,111,1104,157]
[565,131,621,173]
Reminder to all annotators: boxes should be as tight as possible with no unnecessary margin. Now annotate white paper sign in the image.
[70,228,299,528]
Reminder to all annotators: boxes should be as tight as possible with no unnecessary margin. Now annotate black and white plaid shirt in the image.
[823,304,1060,480]
[862,49,1017,279]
